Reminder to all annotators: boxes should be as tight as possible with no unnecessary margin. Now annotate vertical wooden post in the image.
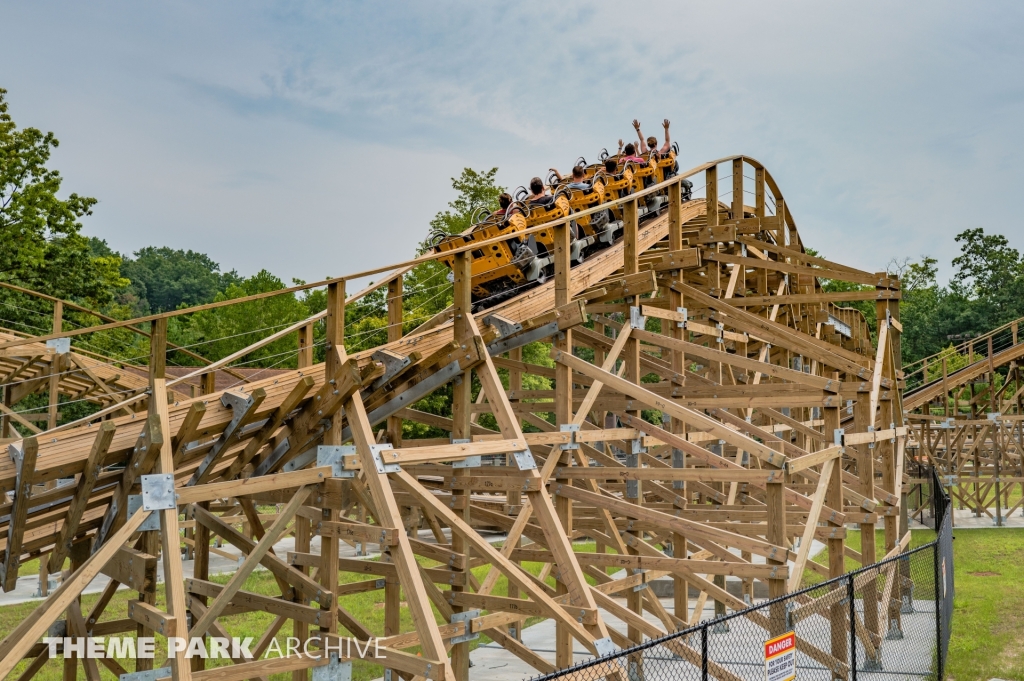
[46,300,63,432]
[383,275,404,672]
[823,377,847,663]
[854,386,878,637]
[666,180,689,621]
[766,445,786,635]
[506,345,523,639]
[621,197,645,643]
[150,317,193,681]
[705,164,718,228]
[451,252,472,681]
[320,280,344,653]
[755,166,766,218]
[297,322,313,370]
[731,158,744,220]
[878,294,902,534]
[37,300,64,597]
[292,330,314,681]
[553,220,575,667]
[776,197,787,247]
[191,366,217,673]
[387,277,404,448]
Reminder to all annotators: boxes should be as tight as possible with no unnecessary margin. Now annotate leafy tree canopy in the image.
[118,246,242,315]
[0,88,126,316]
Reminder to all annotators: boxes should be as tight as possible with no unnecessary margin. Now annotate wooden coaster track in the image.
[904,317,1024,524]
[0,154,910,680]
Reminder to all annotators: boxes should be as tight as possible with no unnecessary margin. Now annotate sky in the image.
[3,1,1024,288]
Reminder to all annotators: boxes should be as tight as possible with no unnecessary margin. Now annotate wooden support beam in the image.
[1,437,37,591]
[190,486,310,639]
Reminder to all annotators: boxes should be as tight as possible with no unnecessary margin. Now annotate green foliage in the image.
[423,167,504,246]
[951,228,1024,302]
[181,270,313,369]
[898,229,1024,367]
[399,167,506,331]
[926,345,971,381]
[0,88,127,334]
[117,245,242,315]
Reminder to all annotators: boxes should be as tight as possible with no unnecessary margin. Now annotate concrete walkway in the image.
[909,507,1024,529]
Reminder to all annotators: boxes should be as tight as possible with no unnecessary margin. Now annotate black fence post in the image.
[848,574,857,680]
[701,623,708,681]
[934,538,943,680]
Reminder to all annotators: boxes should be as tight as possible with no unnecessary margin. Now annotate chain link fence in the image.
[527,474,953,681]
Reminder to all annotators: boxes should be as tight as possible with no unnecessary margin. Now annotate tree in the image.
[951,228,1024,301]
[182,270,311,368]
[949,227,1024,327]
[0,88,126,328]
[119,246,242,315]
[400,168,505,331]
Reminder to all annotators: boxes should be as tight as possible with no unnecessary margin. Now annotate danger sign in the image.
[764,631,796,681]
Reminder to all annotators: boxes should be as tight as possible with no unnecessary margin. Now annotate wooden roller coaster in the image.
[0,151,911,681]
[904,317,1024,525]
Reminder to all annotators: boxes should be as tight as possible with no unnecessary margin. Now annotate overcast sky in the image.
[4,1,1023,287]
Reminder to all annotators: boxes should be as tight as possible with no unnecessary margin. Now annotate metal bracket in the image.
[311,655,352,681]
[7,441,22,466]
[450,609,480,644]
[834,429,845,448]
[676,306,688,328]
[511,449,537,471]
[716,322,725,344]
[625,480,640,499]
[317,445,357,478]
[189,389,257,485]
[560,423,580,450]
[450,439,481,468]
[630,439,646,456]
[487,321,560,356]
[482,314,523,339]
[901,584,916,613]
[347,359,463,441]
[370,349,411,390]
[629,306,646,330]
[120,668,172,681]
[140,474,176,511]
[987,412,1000,422]
[369,444,400,474]
[45,338,71,355]
[867,425,876,449]
[257,438,293,476]
[592,637,617,657]
[127,495,161,531]
[672,449,685,490]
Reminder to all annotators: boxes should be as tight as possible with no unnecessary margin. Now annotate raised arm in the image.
[548,167,564,182]
[661,119,671,154]
[633,119,647,152]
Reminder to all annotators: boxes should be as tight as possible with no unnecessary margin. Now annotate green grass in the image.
[0,544,592,680]
[805,528,1024,680]
[941,529,1024,681]
[6,532,1024,679]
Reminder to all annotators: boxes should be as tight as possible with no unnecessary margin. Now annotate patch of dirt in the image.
[969,571,1002,577]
